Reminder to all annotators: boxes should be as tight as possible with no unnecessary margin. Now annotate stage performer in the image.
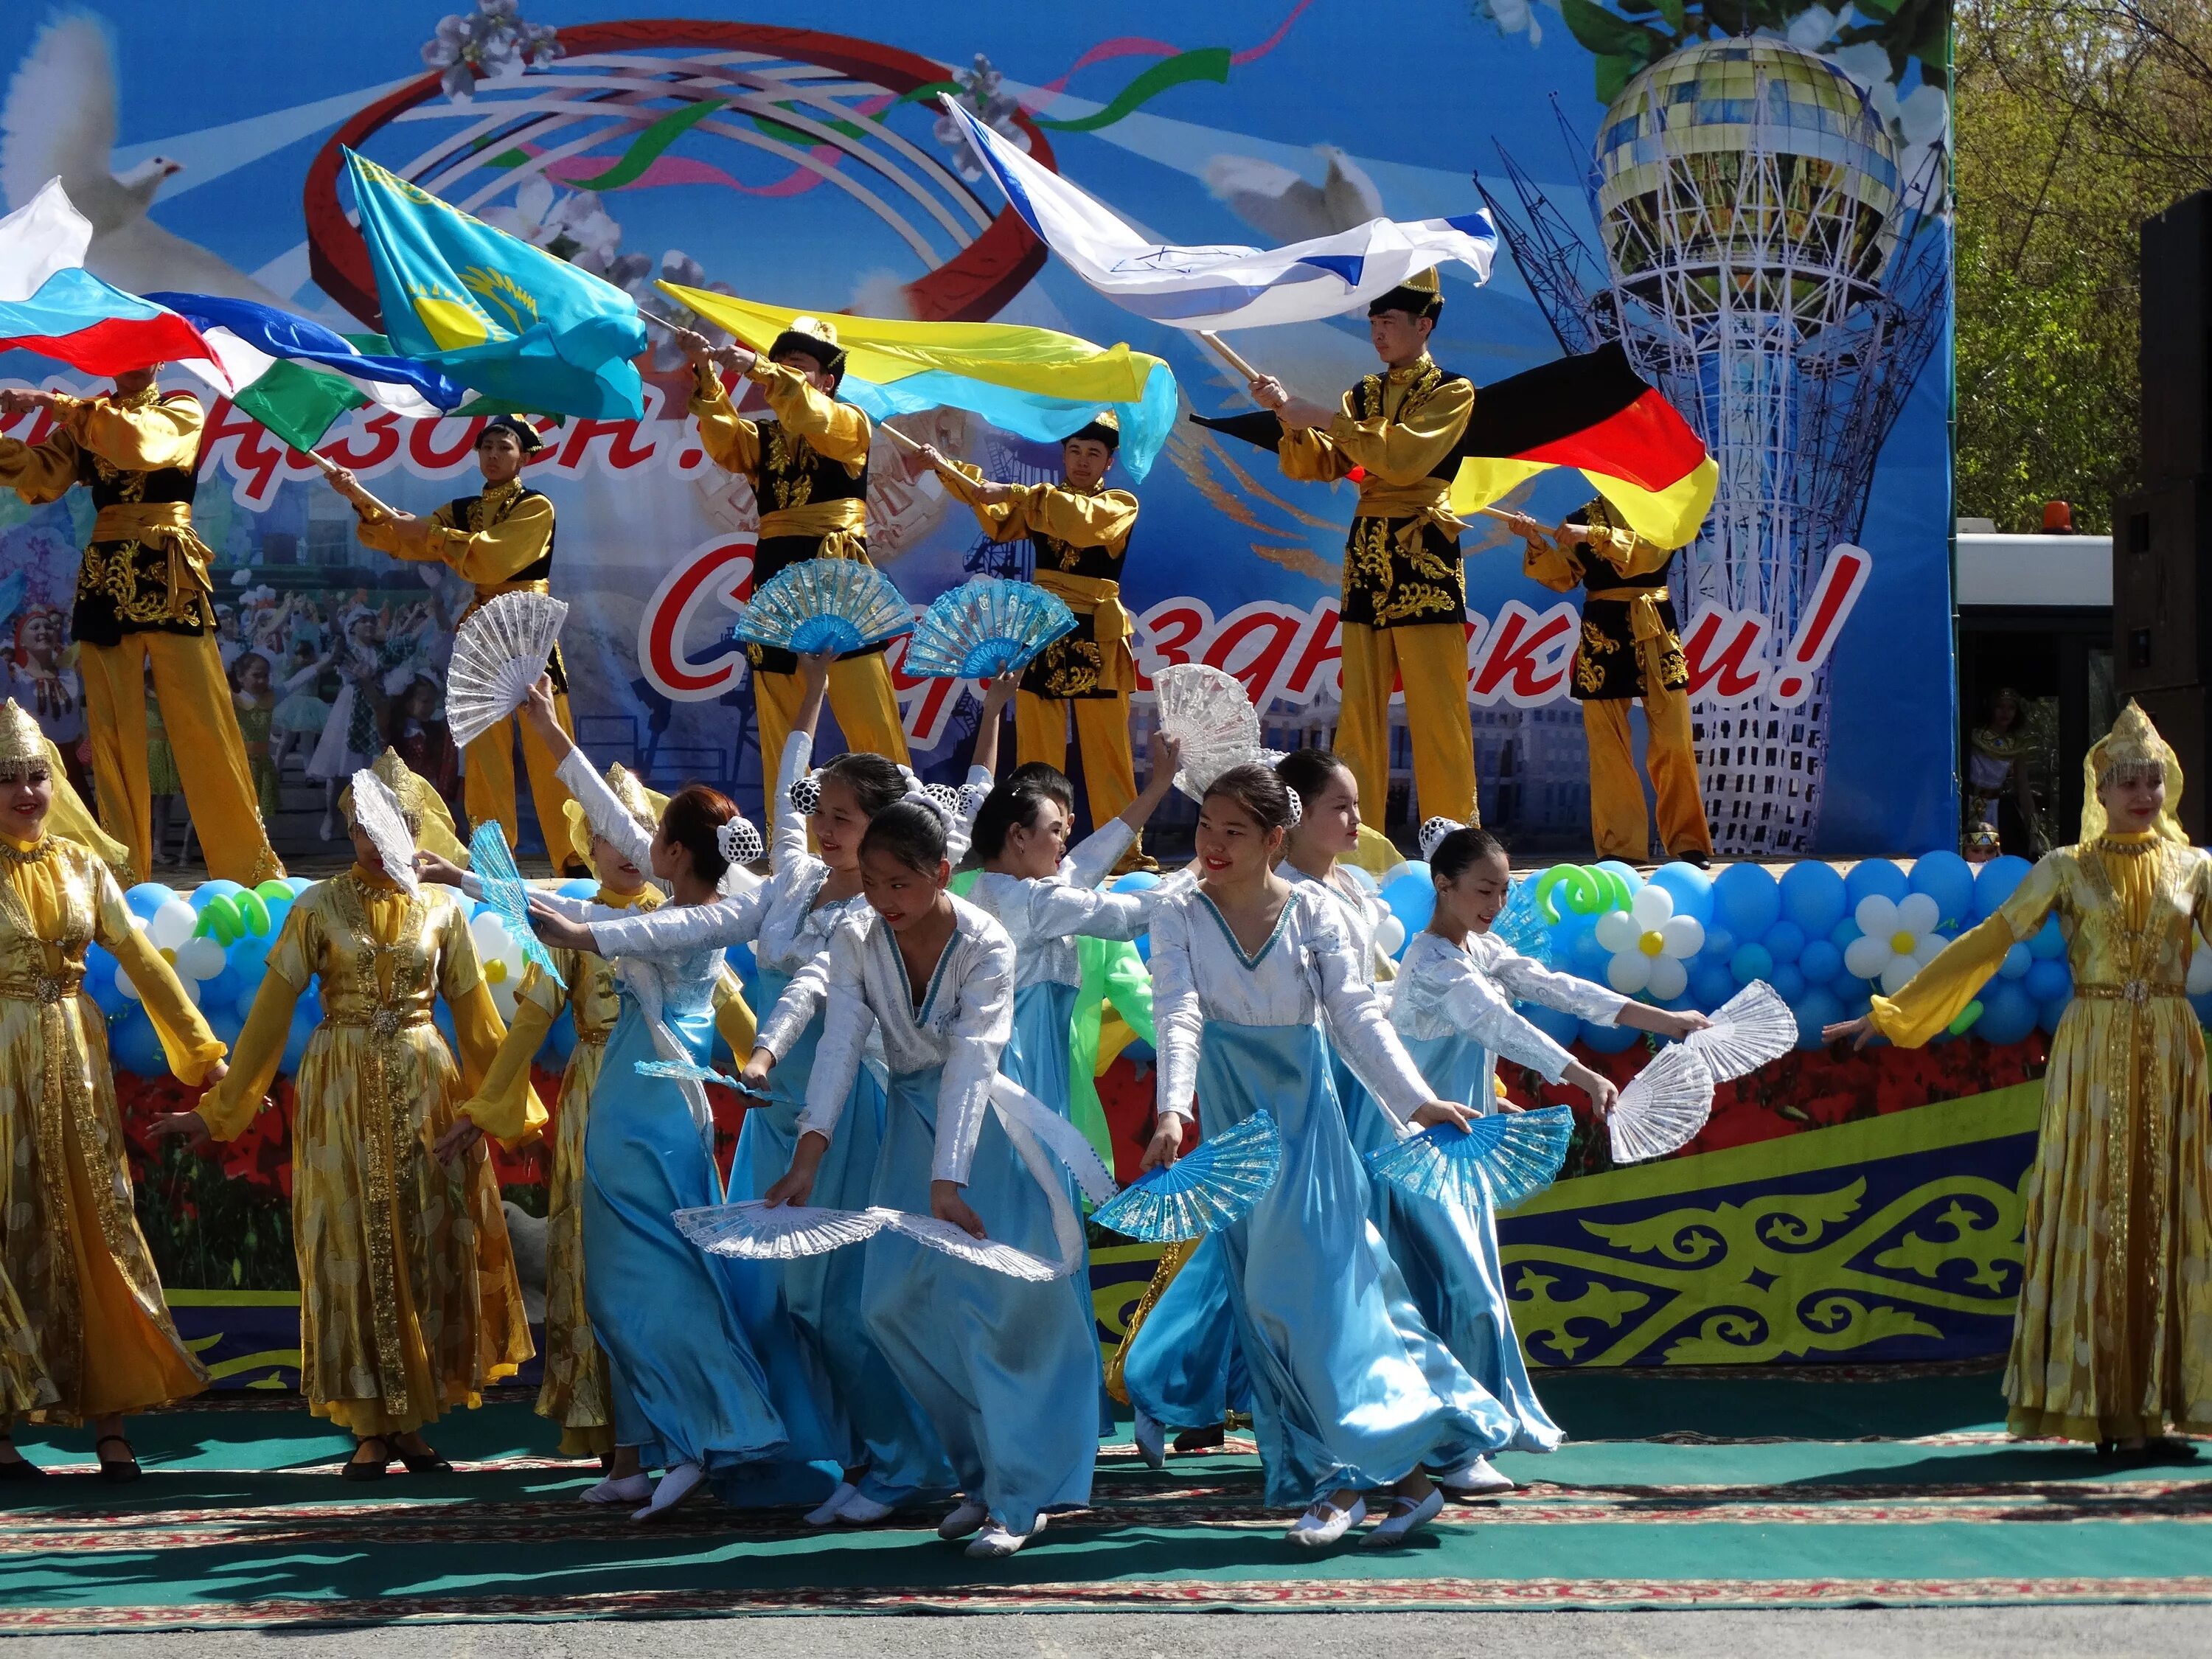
[1826,701,2212,1458]
[672,322,910,818]
[1250,269,1478,829]
[425,764,757,1471]
[0,375,285,886]
[158,752,539,1481]
[922,416,1150,861]
[325,417,579,869]
[1138,764,1504,1548]
[0,702,221,1481]
[1509,499,1714,866]
[480,680,844,1522]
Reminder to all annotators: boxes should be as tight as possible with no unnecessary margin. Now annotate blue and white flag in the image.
[942,100,1497,331]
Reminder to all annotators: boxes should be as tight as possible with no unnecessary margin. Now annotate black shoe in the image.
[94,1435,141,1483]
[342,1436,393,1481]
[1672,848,1713,869]
[0,1456,44,1483]
[400,1450,455,1475]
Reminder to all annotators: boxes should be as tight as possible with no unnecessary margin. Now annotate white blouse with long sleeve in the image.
[1284,861,1397,990]
[1388,930,1629,1083]
[963,820,1186,991]
[798,894,1018,1184]
[1148,883,1434,1129]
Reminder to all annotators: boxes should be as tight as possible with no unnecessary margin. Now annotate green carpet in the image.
[2,1370,2207,1629]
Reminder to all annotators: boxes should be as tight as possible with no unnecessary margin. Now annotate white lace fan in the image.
[675,1200,1064,1281]
[1683,980,1798,1082]
[1153,663,1260,799]
[1607,1042,1717,1165]
[347,768,420,897]
[447,591,570,749]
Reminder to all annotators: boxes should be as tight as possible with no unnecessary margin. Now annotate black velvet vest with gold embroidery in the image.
[1339,364,1469,631]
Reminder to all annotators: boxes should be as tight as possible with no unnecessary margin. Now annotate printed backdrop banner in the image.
[0,0,1955,856]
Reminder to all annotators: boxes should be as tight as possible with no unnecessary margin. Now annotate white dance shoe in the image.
[580,1472,652,1506]
[835,1490,895,1524]
[1362,1487,1444,1547]
[630,1460,705,1523]
[1285,1495,1365,1547]
[1435,1455,1516,1498]
[936,1498,990,1540]
[966,1512,1044,1559]
[1133,1408,1166,1470]
[802,1481,859,1528]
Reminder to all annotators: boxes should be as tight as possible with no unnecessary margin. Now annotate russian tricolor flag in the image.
[0,179,218,380]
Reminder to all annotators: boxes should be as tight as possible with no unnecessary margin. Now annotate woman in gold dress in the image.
[153,754,543,1478]
[0,700,223,1482]
[1827,702,2211,1456]
[433,767,756,1471]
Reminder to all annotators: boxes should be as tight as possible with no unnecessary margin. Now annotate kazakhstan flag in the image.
[343,150,646,419]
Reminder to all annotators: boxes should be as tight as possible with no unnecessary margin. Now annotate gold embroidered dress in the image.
[0,828,220,1422]
[1869,708,2212,1442]
[196,868,541,1436]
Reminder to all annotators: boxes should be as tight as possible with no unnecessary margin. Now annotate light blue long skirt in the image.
[860,1060,1097,1534]
[582,992,842,1503]
[1386,1031,1563,1452]
[1195,1019,1512,1507]
[732,969,954,1507]
[1006,980,1115,1436]
[1120,1234,1251,1429]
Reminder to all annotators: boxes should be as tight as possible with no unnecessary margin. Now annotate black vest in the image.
[446,487,554,582]
[750,421,868,517]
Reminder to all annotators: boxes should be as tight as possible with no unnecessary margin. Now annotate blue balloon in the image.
[1972,855,2033,920]
[1647,862,1714,924]
[1571,926,1611,975]
[124,883,177,921]
[189,879,246,910]
[232,987,261,1028]
[1110,872,1162,894]
[1778,861,1848,936]
[1380,872,1436,938]
[1712,863,1781,938]
[2026,917,2065,959]
[724,941,757,980]
[1830,917,1863,950]
[1845,858,1910,908]
[1700,925,1736,965]
[543,1006,578,1066]
[108,1009,168,1077]
[260,894,293,936]
[230,931,273,978]
[1975,981,2038,1046]
[558,877,599,901]
[83,946,120,1013]
[1689,961,1737,1010]
[204,999,246,1048]
[2191,991,2212,1030]
[1909,850,1977,928]
[1795,987,1845,1052]
[196,964,246,1010]
[281,1001,319,1074]
[2038,996,2071,1034]
[1134,932,1152,965]
[2024,959,2071,1003]
[1523,1001,1581,1047]
[1593,860,1644,897]
[1729,943,1775,986]
[1998,942,2032,980]
[1799,939,1843,986]
[1581,1018,1640,1054]
[1770,962,1806,1003]
[433,1000,459,1057]
[1764,920,1806,964]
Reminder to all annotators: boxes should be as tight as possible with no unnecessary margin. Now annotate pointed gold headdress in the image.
[2080,700,2186,844]
[0,700,136,876]
[0,700,41,780]
[338,748,470,866]
[565,762,666,878]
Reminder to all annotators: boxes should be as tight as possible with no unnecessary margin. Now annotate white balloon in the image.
[1594,911,1642,954]
[1660,916,1705,958]
[178,975,201,1007]
[147,901,198,952]
[1854,894,1899,939]
[1879,960,1919,995]
[470,914,510,955]
[1377,862,1413,890]
[1910,936,1948,970]
[1630,884,1674,930]
[490,977,519,1020]
[173,937,226,981]
[1377,915,1407,956]
[1646,955,1688,1001]
[114,964,143,1001]
[1843,936,1893,981]
[1607,951,1652,995]
[2190,932,2212,995]
[1896,892,1941,936]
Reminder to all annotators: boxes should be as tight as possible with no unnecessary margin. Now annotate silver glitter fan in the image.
[1152,663,1260,799]
[347,768,419,897]
[446,591,569,749]
[903,577,1077,679]
[1683,980,1798,1082]
[676,1200,891,1259]
[1607,1042,1717,1165]
[885,1211,1065,1281]
[731,560,912,656]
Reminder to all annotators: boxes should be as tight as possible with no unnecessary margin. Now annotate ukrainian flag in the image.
[658,283,1179,481]
[344,150,647,420]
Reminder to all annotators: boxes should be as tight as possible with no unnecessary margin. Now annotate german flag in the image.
[1191,341,1717,550]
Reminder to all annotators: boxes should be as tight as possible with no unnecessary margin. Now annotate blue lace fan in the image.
[1366,1104,1574,1214]
[731,560,911,656]
[902,577,1077,680]
[636,1056,759,1093]
[1492,875,1554,968]
[1093,1110,1281,1242]
[467,820,563,988]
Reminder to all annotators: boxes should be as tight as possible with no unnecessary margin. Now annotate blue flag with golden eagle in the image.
[341,149,646,420]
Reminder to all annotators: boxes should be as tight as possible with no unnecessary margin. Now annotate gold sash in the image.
[1352,476,1467,561]
[91,500,214,603]
[1588,585,1674,690]
[759,496,869,563]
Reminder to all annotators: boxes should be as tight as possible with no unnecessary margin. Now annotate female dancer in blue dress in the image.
[758,799,1102,1559]
[442,679,841,1522]
[1138,764,1507,1548]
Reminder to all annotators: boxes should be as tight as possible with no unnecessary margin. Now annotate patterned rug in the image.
[3,1371,2207,1630]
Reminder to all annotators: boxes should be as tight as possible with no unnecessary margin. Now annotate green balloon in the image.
[193,896,243,946]
[254,879,293,905]
[1947,999,1984,1037]
[234,891,271,936]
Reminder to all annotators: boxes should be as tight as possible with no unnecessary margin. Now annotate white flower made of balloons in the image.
[1843,892,1947,995]
[469,911,531,1022]
[1596,885,1705,1000]
[114,902,227,1008]
[2188,928,2212,996]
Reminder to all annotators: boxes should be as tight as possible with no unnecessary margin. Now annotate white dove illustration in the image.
[1,10,288,305]
[1200,144,1386,244]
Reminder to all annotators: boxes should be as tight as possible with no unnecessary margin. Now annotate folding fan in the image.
[1490,876,1555,967]
[1093,1109,1281,1242]
[347,768,420,897]
[1366,1103,1576,1214]
[446,591,569,749]
[730,560,912,656]
[903,577,1077,679]
[467,820,563,988]
[676,1200,1064,1281]
[1152,663,1260,799]
[1683,980,1798,1082]
[1607,1042,1717,1165]
[636,1057,748,1092]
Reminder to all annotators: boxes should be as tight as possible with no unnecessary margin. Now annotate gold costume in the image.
[462,768,755,1458]
[0,703,221,1422]
[689,355,909,821]
[1523,499,1712,862]
[0,389,284,886]
[197,869,543,1437]
[353,480,577,863]
[1279,356,1478,824]
[1869,704,2212,1444]
[941,463,1142,841]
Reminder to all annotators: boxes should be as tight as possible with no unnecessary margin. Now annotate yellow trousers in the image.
[465,691,577,869]
[78,631,283,886]
[1582,683,1714,861]
[1015,689,1138,835]
[753,654,910,834]
[1337,620,1476,827]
